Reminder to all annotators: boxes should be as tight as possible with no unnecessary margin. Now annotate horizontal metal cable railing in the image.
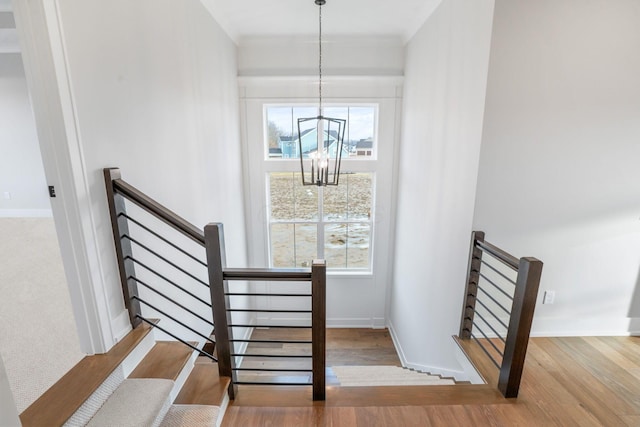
[104,168,327,401]
[205,223,326,401]
[104,168,217,364]
[227,282,313,386]
[459,231,543,398]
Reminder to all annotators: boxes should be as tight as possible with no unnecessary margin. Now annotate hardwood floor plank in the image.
[247,328,401,367]
[128,341,193,380]
[621,415,640,426]
[584,336,640,370]
[219,335,640,426]
[173,361,230,405]
[325,407,357,427]
[380,406,433,427]
[529,338,631,425]
[552,337,640,410]
[489,401,552,426]
[231,384,504,407]
[517,356,579,405]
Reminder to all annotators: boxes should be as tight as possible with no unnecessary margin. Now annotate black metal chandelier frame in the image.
[297,0,346,186]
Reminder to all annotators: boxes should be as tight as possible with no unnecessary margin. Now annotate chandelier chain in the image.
[319,2,322,114]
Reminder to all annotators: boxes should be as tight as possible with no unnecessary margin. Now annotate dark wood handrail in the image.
[112,177,205,246]
[223,268,312,281]
[476,240,519,271]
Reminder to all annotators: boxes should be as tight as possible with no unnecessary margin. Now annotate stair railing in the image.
[205,224,326,401]
[458,231,543,398]
[104,168,217,360]
[104,168,326,401]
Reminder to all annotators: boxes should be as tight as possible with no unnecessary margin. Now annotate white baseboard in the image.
[531,316,640,337]
[387,320,408,366]
[387,320,467,381]
[112,310,133,343]
[327,317,386,328]
[0,208,53,217]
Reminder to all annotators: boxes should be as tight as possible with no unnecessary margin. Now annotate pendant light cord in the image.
[319,2,323,116]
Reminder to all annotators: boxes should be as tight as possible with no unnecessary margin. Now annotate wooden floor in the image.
[223,336,640,426]
[237,328,401,385]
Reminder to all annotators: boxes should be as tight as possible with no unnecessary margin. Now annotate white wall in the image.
[0,52,50,217]
[474,0,640,336]
[238,35,404,77]
[39,0,247,346]
[390,0,495,376]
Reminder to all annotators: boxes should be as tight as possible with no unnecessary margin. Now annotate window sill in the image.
[327,271,373,279]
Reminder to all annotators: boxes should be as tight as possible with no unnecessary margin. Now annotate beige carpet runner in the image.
[160,405,220,427]
[332,366,455,387]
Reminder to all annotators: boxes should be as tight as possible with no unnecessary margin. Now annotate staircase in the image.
[19,321,229,427]
[330,365,456,386]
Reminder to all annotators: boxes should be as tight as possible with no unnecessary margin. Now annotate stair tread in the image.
[87,378,174,427]
[19,320,156,427]
[161,404,220,427]
[129,341,195,381]
[174,362,230,406]
[453,336,498,387]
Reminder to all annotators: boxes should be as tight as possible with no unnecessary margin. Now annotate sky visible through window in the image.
[266,106,377,157]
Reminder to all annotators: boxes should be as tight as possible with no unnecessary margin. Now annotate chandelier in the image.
[297,0,346,186]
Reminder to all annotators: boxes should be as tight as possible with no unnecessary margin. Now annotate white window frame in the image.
[263,103,378,272]
[239,76,401,281]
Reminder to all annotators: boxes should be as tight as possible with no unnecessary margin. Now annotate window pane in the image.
[271,223,317,268]
[269,172,318,221]
[347,173,372,221]
[324,173,373,221]
[324,223,370,269]
[266,106,317,159]
[349,107,376,158]
[266,105,377,159]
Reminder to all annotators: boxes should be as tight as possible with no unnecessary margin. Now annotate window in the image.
[265,106,377,160]
[268,172,373,270]
[264,105,377,271]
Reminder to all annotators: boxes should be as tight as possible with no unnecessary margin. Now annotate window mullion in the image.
[317,186,324,259]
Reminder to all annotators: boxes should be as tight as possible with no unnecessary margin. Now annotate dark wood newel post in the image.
[459,231,485,338]
[204,223,237,400]
[499,256,543,398]
[104,167,141,328]
[311,259,326,401]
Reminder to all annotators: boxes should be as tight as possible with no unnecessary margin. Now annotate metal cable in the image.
[480,259,517,286]
[479,272,513,300]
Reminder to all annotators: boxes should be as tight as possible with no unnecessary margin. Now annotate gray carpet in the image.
[0,218,84,412]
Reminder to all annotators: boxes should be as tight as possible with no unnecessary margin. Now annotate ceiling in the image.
[0,0,444,51]
[200,0,443,43]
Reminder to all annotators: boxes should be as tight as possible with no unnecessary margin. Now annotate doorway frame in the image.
[12,0,118,354]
